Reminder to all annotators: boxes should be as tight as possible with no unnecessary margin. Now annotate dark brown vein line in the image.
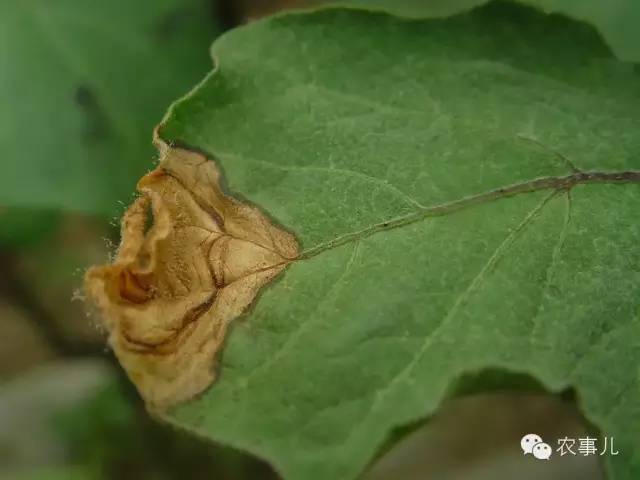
[299,170,640,259]
[161,167,287,257]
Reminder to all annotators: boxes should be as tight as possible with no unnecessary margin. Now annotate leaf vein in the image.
[343,191,555,438]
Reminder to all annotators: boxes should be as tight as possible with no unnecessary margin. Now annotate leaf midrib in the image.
[299,169,640,259]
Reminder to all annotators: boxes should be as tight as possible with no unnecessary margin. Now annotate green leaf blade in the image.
[155,4,640,479]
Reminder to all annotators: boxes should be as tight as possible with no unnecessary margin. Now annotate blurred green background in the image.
[0,1,615,479]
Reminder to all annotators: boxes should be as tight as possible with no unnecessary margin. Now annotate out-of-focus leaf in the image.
[6,466,95,480]
[0,209,59,247]
[0,0,217,215]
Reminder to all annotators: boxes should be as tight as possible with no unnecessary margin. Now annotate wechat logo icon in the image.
[521,433,552,460]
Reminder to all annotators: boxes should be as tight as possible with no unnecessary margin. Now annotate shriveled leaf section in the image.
[86,145,298,409]
[159,4,640,480]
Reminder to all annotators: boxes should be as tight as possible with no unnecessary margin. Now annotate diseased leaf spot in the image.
[85,143,298,408]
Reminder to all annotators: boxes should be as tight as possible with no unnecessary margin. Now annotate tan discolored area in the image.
[85,144,298,409]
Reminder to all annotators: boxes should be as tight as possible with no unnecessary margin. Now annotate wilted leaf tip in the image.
[85,144,299,409]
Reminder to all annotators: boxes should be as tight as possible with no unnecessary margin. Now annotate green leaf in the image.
[0,0,216,215]
[325,0,484,17]
[521,0,640,62]
[0,208,59,248]
[324,0,640,62]
[157,3,640,480]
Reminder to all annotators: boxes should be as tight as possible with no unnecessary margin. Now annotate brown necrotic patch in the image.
[85,145,298,409]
